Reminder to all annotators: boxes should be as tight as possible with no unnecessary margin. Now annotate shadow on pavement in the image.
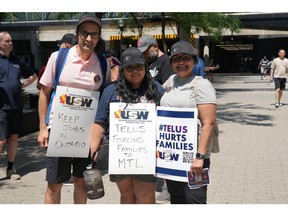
[0,132,46,178]
[217,102,274,127]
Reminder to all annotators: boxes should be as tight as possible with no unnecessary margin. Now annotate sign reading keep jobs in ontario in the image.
[47,86,99,158]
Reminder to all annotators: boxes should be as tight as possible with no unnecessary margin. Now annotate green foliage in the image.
[170,12,242,42]
[0,13,17,22]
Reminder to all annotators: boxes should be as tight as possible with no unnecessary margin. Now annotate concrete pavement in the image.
[1,74,288,204]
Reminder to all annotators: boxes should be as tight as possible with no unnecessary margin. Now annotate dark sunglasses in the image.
[124,64,144,73]
[171,54,192,63]
[78,30,100,39]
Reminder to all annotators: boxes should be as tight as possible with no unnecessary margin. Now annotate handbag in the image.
[94,138,109,170]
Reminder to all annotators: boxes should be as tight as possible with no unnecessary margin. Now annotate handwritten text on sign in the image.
[109,103,156,174]
[47,86,99,158]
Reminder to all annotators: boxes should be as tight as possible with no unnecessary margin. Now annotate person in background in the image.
[137,34,174,203]
[37,33,77,90]
[205,58,219,82]
[258,55,269,80]
[105,49,121,81]
[137,34,175,84]
[270,49,288,108]
[0,31,37,180]
[37,14,111,204]
[90,47,165,204]
[267,56,275,85]
[192,48,205,77]
[192,49,219,81]
[160,40,217,204]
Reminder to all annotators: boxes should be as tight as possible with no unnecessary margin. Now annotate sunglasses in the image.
[124,64,144,73]
[78,30,100,39]
[171,54,192,63]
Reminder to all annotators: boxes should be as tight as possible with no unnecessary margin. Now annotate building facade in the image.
[1,12,288,74]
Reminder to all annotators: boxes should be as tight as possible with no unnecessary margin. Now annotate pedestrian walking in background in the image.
[270,49,288,108]
[267,56,275,85]
[90,47,165,204]
[37,13,111,204]
[258,55,269,80]
[160,41,217,204]
[0,31,37,180]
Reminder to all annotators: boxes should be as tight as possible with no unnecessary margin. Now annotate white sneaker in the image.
[156,187,170,204]
[6,169,21,180]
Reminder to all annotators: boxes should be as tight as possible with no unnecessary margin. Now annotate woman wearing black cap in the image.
[160,41,217,204]
[90,47,164,204]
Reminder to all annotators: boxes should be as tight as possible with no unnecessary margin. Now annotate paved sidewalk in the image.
[1,74,288,204]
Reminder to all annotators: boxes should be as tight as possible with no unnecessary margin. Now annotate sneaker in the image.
[275,103,279,108]
[279,103,283,107]
[156,187,170,204]
[63,177,73,186]
[6,169,21,180]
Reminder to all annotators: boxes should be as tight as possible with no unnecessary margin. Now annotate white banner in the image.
[156,106,198,182]
[47,86,99,158]
[109,103,156,174]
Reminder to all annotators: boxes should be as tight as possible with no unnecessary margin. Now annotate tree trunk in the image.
[176,23,190,42]
[161,12,167,53]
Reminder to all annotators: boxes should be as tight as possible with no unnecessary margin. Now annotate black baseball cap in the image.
[77,14,102,31]
[121,47,146,68]
[57,33,77,45]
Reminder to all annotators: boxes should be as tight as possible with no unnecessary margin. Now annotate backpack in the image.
[45,48,108,125]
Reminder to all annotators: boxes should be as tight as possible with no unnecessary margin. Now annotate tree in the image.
[0,13,16,23]
[170,12,242,42]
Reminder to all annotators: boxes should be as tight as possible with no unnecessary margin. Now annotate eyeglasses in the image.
[171,54,192,63]
[124,64,144,73]
[78,30,100,39]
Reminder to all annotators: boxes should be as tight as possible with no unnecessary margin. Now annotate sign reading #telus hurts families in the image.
[47,86,99,158]
[156,106,198,182]
[109,102,156,174]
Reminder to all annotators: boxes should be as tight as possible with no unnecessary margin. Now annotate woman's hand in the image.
[190,158,204,176]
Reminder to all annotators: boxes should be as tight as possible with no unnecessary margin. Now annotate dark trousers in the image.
[166,158,210,204]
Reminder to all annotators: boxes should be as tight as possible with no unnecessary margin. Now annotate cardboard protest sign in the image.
[47,86,99,158]
[109,103,156,174]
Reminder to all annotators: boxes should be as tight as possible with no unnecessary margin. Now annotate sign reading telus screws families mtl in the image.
[47,86,99,158]
[156,107,198,182]
[109,103,156,174]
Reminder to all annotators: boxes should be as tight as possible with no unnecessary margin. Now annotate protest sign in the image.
[156,106,198,182]
[109,103,156,174]
[47,86,99,158]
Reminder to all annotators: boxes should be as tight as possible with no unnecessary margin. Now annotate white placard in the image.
[109,103,156,174]
[47,86,99,158]
[156,106,198,182]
